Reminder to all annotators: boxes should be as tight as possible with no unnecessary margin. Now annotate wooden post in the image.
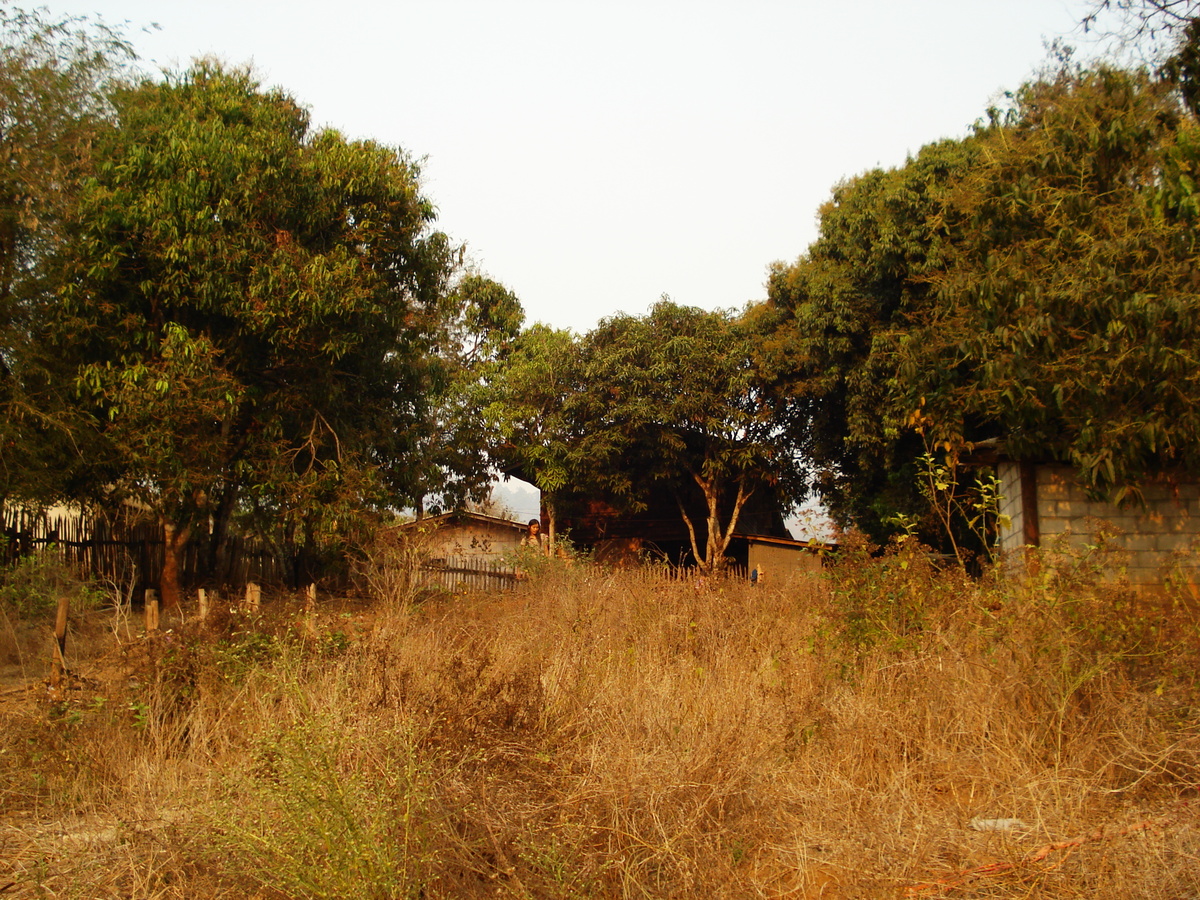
[198,587,209,623]
[145,588,160,633]
[50,595,69,696]
[244,582,261,612]
[302,582,318,639]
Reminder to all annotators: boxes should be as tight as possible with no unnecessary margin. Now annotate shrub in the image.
[0,550,107,620]
[216,711,433,899]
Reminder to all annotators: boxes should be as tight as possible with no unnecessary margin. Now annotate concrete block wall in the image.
[997,462,1200,590]
[997,462,1025,548]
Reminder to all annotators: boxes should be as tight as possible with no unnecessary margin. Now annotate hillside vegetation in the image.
[1,546,1197,899]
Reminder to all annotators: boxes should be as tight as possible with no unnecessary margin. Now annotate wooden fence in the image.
[5,506,761,600]
[618,562,751,584]
[2,506,293,591]
[415,557,753,594]
[418,556,520,593]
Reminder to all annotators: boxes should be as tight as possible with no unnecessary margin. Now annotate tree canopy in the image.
[762,60,1200,541]
[570,301,806,571]
[54,61,460,589]
[414,272,525,517]
[483,322,583,545]
[0,5,134,506]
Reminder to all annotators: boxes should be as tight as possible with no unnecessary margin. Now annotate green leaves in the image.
[764,60,1200,545]
[484,323,581,498]
[0,6,135,505]
[564,301,805,569]
[53,61,457,554]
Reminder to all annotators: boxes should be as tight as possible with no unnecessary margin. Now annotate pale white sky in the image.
[48,0,1111,334]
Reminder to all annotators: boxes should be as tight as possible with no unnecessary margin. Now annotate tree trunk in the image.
[676,491,706,572]
[160,519,191,612]
[682,474,755,574]
[207,482,238,582]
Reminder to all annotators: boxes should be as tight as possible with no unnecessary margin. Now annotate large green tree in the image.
[572,301,806,572]
[909,66,1199,499]
[763,62,1200,541]
[758,136,980,539]
[57,62,456,600]
[413,271,525,518]
[0,5,133,506]
[483,322,582,544]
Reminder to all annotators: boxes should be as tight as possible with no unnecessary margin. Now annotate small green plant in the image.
[827,537,941,651]
[217,713,433,899]
[509,532,585,583]
[0,550,107,619]
[211,625,287,682]
[316,629,350,657]
[911,444,1010,568]
[127,698,149,729]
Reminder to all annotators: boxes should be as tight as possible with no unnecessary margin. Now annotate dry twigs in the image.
[903,798,1197,897]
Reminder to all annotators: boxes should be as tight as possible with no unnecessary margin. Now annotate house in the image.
[549,479,835,576]
[554,477,787,563]
[995,460,1200,595]
[399,511,530,593]
[738,532,830,580]
[401,511,529,562]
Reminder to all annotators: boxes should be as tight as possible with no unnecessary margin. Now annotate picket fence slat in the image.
[416,557,751,594]
[419,555,519,593]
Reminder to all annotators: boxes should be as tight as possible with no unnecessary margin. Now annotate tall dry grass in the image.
[0,541,1197,898]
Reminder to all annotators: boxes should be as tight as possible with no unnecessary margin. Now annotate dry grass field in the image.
[1,540,1198,899]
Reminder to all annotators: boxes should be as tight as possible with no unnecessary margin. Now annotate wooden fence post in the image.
[49,595,69,697]
[145,588,159,633]
[244,582,261,612]
[197,587,209,623]
[303,582,318,638]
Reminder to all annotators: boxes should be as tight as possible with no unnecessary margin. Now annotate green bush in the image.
[0,550,107,620]
[216,712,433,899]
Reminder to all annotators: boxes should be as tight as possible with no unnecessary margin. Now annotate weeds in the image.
[0,550,107,619]
[353,525,430,609]
[0,552,1196,898]
[216,711,432,899]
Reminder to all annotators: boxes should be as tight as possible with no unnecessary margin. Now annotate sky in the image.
[45,0,1116,336]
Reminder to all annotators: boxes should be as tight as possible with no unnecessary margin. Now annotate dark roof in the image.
[398,511,527,534]
[735,532,838,553]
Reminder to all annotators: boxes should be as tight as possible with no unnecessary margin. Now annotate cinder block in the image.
[1157,533,1197,553]
[1123,534,1159,554]
[1038,480,1069,500]
[1126,568,1158,585]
